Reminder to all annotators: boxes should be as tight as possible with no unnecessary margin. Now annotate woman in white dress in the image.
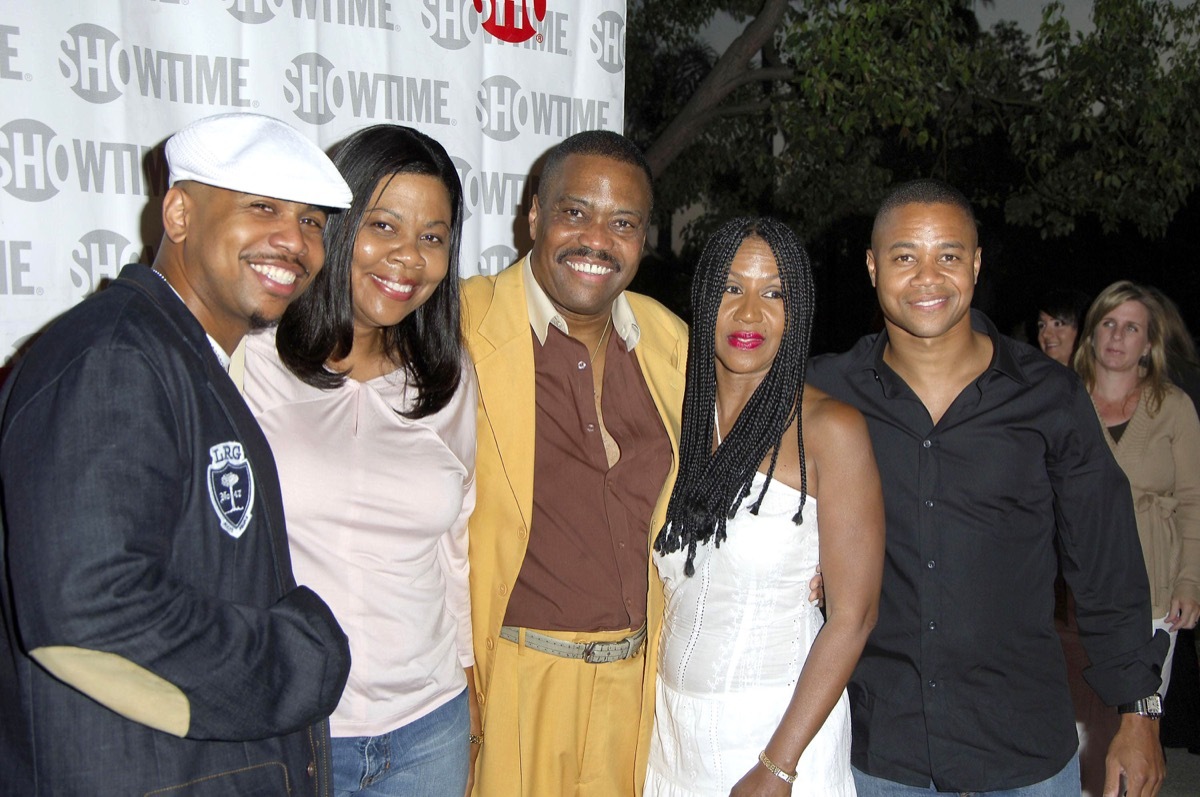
[647,217,885,796]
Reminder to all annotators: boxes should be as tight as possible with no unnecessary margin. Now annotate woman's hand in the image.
[808,564,824,608]
[1165,596,1200,631]
[729,761,793,796]
[464,667,481,797]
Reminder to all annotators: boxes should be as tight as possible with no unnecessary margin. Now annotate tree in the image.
[626,0,1200,247]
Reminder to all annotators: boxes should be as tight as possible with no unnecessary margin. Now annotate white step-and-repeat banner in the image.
[0,0,627,360]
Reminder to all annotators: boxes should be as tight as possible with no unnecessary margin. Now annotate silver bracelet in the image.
[758,750,797,785]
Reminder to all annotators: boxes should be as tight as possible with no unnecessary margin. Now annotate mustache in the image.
[241,251,305,271]
[556,247,618,268]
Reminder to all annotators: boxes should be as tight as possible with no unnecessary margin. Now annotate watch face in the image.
[1146,694,1163,715]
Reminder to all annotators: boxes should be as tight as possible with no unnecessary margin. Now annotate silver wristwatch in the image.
[1117,693,1163,719]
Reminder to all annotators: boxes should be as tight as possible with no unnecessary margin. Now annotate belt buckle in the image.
[583,640,626,664]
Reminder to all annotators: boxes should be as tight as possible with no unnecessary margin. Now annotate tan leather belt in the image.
[498,624,647,664]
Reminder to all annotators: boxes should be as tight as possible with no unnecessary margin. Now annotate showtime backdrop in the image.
[0,0,627,360]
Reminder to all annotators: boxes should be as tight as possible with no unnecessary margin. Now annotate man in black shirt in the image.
[809,179,1168,797]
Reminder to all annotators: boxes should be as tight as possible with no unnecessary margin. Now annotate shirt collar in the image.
[522,255,641,350]
[150,268,233,371]
[862,309,1029,395]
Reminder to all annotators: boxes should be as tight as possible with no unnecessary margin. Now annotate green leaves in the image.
[626,0,1200,246]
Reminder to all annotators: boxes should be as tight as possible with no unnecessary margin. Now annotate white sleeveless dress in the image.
[645,473,854,796]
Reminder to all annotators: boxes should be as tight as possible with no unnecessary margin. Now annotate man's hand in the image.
[1104,713,1164,797]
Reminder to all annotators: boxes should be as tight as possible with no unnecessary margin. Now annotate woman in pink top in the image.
[242,125,478,797]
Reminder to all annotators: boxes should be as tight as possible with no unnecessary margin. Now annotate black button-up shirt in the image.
[809,310,1167,792]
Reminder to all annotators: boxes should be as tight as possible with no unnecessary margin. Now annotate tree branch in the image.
[645,0,791,177]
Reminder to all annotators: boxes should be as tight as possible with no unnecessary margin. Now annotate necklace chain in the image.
[589,316,612,364]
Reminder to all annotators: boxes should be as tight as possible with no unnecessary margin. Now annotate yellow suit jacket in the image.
[461,257,687,790]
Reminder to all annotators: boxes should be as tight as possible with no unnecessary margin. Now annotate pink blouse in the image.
[243,330,476,737]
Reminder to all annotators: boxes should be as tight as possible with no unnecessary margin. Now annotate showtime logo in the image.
[71,230,143,297]
[453,155,530,222]
[222,0,396,29]
[283,52,452,127]
[422,0,567,54]
[0,118,168,203]
[475,74,611,142]
[475,0,546,44]
[58,23,252,107]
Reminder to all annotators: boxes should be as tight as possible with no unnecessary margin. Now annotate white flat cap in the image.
[166,112,351,209]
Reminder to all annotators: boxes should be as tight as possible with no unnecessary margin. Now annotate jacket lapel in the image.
[473,262,538,530]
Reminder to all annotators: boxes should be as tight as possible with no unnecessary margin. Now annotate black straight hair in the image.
[655,217,815,576]
[275,124,465,418]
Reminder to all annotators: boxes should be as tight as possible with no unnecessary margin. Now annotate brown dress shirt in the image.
[502,325,671,632]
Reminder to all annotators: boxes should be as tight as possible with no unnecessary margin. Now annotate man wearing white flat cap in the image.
[0,112,354,795]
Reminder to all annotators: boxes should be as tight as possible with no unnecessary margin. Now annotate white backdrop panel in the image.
[0,0,628,360]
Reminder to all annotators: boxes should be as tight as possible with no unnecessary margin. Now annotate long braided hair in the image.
[654,217,815,575]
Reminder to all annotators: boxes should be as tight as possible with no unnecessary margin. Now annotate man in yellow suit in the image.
[462,130,687,796]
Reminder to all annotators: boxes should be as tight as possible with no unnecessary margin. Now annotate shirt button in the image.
[924,500,934,508]
[922,439,932,448]
[586,423,596,432]
[928,621,937,631]
[517,528,528,539]
[486,637,494,650]
[926,560,936,569]
[618,541,626,549]
[577,360,587,370]
[499,584,508,595]
[928,680,937,689]
[478,691,486,706]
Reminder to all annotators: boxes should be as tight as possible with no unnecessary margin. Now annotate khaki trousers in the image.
[473,627,648,797]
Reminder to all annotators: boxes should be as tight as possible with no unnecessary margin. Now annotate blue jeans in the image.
[332,689,469,797]
[852,753,1080,797]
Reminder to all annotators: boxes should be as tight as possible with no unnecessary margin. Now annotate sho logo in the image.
[0,240,35,296]
[59,23,124,104]
[590,10,624,74]
[475,75,524,141]
[478,244,517,276]
[70,230,141,297]
[284,52,339,124]
[284,53,452,126]
[207,442,255,539]
[1,25,24,81]
[421,0,479,51]
[0,119,68,202]
[223,0,278,24]
[476,75,612,142]
[474,0,546,44]
[454,156,529,220]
